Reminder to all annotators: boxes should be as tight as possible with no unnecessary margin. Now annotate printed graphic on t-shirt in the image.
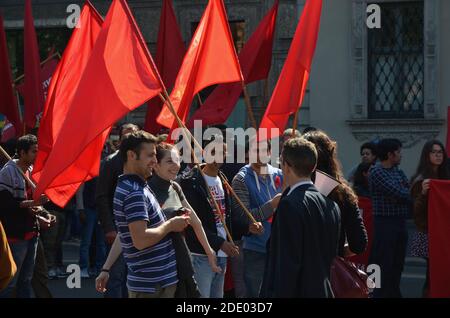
[204,175,227,258]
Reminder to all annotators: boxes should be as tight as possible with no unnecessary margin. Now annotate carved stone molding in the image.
[347,119,445,148]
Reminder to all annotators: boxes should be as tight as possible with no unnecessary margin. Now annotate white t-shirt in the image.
[203,174,227,258]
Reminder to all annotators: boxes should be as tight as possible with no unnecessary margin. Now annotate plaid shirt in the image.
[368,163,411,217]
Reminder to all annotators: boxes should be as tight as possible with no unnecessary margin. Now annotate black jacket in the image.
[179,166,247,255]
[95,151,123,234]
[260,184,341,298]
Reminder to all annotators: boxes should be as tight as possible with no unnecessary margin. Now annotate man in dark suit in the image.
[260,137,341,298]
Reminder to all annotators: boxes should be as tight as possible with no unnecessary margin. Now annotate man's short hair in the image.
[376,138,402,161]
[282,137,318,177]
[120,130,158,162]
[16,134,37,157]
[360,142,377,157]
[119,123,139,138]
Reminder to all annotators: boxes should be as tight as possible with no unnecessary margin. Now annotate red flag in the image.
[259,0,322,138]
[428,180,450,298]
[32,2,104,207]
[188,0,279,127]
[0,15,21,133]
[16,56,60,119]
[23,0,45,130]
[33,0,164,204]
[156,0,243,131]
[143,0,185,134]
[446,106,450,153]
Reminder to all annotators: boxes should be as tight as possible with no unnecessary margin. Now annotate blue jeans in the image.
[79,208,106,271]
[104,251,128,298]
[243,249,266,298]
[230,240,247,297]
[0,236,38,298]
[192,255,227,298]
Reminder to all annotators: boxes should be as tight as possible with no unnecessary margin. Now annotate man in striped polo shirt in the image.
[113,131,190,298]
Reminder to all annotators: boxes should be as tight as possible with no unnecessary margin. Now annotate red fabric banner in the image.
[143,0,185,135]
[0,15,21,133]
[23,0,45,129]
[428,179,450,298]
[32,2,104,207]
[156,0,243,131]
[259,0,322,139]
[188,0,279,128]
[33,0,164,204]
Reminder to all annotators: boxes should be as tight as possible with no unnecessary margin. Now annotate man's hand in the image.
[270,193,282,210]
[95,271,110,293]
[249,222,264,235]
[220,241,239,257]
[105,231,117,245]
[168,215,190,233]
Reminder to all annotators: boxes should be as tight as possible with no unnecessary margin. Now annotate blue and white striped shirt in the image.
[113,174,178,293]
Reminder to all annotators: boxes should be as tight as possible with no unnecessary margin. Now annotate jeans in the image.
[41,210,66,268]
[104,251,128,298]
[369,217,408,298]
[31,238,52,298]
[0,236,38,298]
[243,249,266,298]
[79,208,106,271]
[230,240,247,297]
[192,254,227,298]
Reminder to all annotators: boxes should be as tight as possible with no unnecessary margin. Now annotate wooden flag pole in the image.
[291,109,299,138]
[158,92,258,226]
[13,52,61,84]
[241,83,258,129]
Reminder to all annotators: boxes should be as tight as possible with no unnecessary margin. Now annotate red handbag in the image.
[330,256,370,298]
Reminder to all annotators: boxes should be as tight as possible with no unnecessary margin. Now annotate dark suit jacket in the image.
[260,183,341,298]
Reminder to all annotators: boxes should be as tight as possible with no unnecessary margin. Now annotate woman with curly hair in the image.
[303,130,368,257]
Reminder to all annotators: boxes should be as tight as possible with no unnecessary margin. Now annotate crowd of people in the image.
[0,122,449,298]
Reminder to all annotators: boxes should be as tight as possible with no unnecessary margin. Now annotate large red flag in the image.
[23,0,45,130]
[0,15,21,133]
[33,0,164,203]
[259,0,322,138]
[156,0,243,131]
[17,56,60,103]
[428,180,450,298]
[143,0,185,134]
[446,106,450,153]
[188,0,279,128]
[32,2,104,207]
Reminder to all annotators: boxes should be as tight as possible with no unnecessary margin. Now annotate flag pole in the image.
[158,92,257,226]
[241,83,257,129]
[13,52,60,84]
[291,109,299,138]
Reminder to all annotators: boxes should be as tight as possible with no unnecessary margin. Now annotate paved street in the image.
[45,220,427,298]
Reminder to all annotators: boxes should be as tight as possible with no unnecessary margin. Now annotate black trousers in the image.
[369,217,408,298]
